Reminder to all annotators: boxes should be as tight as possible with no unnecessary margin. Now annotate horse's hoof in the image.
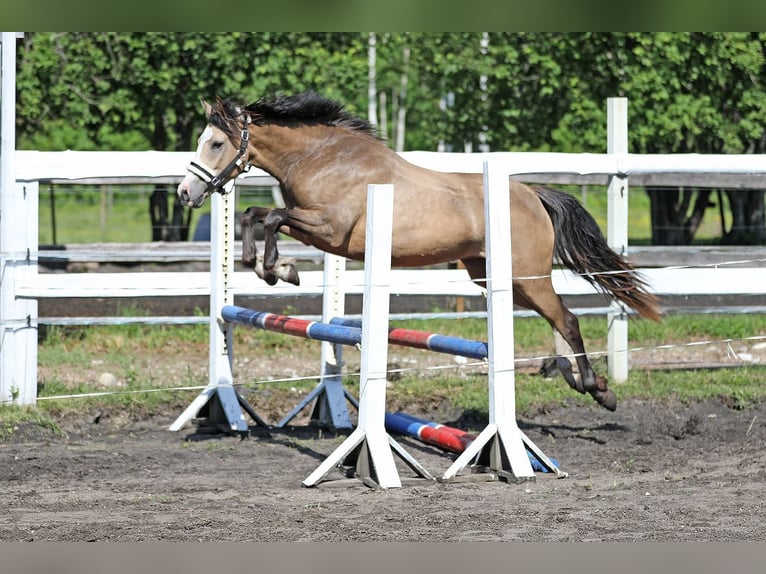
[593,389,617,411]
[272,259,300,286]
[263,272,278,286]
[282,267,300,286]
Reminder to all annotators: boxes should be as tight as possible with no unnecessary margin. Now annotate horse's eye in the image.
[211,141,224,150]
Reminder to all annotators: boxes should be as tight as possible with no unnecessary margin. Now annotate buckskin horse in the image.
[177,90,661,411]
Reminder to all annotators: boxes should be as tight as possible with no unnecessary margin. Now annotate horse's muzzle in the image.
[177,180,207,208]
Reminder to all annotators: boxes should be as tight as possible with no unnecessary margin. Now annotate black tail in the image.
[534,185,662,322]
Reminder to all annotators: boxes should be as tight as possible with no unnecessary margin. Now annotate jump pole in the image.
[301,184,431,488]
[330,318,488,360]
[169,182,266,434]
[442,160,535,482]
[384,412,565,476]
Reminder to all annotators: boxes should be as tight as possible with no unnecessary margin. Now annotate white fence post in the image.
[607,97,629,382]
[0,181,38,406]
[1,32,38,406]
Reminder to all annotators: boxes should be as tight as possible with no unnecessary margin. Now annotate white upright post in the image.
[1,33,38,406]
[442,161,535,482]
[607,97,629,382]
[170,184,265,433]
[303,184,431,488]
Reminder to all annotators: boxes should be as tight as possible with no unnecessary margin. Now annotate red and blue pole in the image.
[222,306,364,347]
[222,306,488,361]
[222,306,557,471]
[384,411,559,473]
[330,317,488,360]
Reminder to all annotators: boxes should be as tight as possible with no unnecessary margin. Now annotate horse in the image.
[177,90,661,411]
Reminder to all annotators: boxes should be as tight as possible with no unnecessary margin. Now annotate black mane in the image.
[210,91,377,138]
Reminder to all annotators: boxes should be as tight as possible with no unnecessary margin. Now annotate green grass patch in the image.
[2,311,762,438]
[386,365,766,419]
[0,405,63,440]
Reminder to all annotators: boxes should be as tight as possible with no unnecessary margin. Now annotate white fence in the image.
[3,95,766,406]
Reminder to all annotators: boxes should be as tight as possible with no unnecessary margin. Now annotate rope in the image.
[20,332,765,405]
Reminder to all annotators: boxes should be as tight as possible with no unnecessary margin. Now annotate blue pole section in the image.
[330,318,489,360]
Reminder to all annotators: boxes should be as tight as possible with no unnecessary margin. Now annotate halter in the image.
[187,114,252,195]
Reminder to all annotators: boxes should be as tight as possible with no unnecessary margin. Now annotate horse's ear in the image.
[201,99,212,119]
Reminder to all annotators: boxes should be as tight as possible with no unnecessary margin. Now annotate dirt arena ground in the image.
[1,392,764,542]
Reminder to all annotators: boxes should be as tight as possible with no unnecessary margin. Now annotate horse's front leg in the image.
[240,206,299,286]
[262,208,289,269]
[240,206,270,269]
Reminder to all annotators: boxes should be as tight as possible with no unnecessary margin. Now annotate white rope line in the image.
[511,333,766,365]
[22,332,765,404]
[30,384,208,403]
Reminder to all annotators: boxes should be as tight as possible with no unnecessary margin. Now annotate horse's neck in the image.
[251,124,379,206]
[249,124,333,182]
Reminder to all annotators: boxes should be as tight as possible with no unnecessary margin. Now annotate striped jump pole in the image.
[384,412,475,454]
[330,318,488,360]
[221,306,364,348]
[384,412,565,476]
[221,310,489,360]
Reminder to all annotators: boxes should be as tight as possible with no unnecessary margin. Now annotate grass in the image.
[0,312,759,441]
[0,405,63,440]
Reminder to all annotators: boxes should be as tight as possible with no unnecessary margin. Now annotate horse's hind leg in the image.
[460,258,616,411]
[524,286,616,411]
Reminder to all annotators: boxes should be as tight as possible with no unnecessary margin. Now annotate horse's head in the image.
[177,99,251,208]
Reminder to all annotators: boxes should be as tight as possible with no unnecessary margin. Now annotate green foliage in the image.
[15,33,766,245]
[16,32,766,156]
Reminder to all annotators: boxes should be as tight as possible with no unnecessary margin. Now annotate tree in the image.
[15,33,766,245]
[537,33,766,244]
[15,32,371,240]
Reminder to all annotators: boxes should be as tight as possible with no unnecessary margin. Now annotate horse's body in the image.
[178,91,661,411]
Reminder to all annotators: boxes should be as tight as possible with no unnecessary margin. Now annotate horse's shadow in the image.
[447,407,632,446]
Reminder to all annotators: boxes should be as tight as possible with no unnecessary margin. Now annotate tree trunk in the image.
[367,32,377,127]
[722,189,766,244]
[150,184,191,241]
[647,187,713,245]
[149,186,169,241]
[395,46,409,153]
